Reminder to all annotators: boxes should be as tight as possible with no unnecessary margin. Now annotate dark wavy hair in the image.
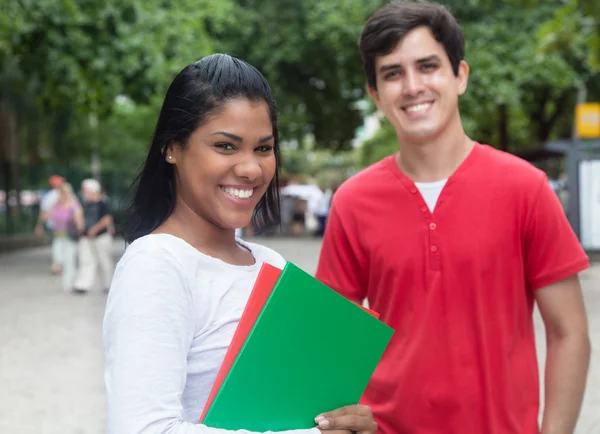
[121,54,281,243]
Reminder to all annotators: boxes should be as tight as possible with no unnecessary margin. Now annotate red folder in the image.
[200,263,283,422]
[199,262,380,423]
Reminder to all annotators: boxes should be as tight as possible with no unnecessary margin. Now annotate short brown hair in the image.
[359,1,465,89]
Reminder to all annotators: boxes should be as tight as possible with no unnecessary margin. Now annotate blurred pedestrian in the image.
[290,197,306,236]
[35,175,65,275]
[312,182,335,237]
[72,179,114,294]
[49,182,85,292]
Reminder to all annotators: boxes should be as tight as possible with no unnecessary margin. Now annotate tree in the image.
[0,0,232,234]
[2,0,231,167]
[210,0,386,151]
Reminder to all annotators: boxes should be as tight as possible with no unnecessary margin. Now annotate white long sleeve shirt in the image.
[103,234,320,434]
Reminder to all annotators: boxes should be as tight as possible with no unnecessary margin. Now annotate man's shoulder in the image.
[475,143,547,184]
[472,144,554,214]
[334,155,396,204]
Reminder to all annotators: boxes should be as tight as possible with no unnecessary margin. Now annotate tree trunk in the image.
[0,102,21,234]
[532,88,571,145]
[25,121,42,164]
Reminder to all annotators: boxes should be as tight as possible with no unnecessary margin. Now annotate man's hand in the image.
[315,404,377,434]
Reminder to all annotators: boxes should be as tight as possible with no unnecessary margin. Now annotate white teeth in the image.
[405,103,431,113]
[222,187,253,199]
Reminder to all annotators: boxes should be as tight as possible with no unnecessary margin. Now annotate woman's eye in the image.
[256,145,274,153]
[215,143,235,151]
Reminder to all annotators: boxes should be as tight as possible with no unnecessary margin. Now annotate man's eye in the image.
[422,63,437,71]
[385,71,400,79]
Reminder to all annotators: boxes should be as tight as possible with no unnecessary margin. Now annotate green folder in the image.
[202,262,394,431]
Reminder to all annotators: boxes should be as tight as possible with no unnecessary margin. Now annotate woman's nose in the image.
[233,159,262,181]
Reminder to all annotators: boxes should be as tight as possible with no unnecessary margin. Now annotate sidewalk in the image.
[0,238,599,433]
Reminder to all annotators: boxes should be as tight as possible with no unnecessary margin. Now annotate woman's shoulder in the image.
[109,235,196,308]
[238,238,286,269]
[116,234,188,275]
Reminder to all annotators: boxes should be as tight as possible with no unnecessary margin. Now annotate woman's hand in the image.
[315,404,377,434]
[317,431,351,434]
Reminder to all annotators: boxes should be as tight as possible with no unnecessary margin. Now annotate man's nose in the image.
[403,70,425,96]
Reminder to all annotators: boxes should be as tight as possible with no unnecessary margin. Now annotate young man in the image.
[315,2,591,433]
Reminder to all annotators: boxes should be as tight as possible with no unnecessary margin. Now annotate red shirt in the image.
[315,143,589,434]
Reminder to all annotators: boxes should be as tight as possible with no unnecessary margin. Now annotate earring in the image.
[168,155,172,160]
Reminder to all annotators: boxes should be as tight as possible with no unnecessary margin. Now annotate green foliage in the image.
[98,98,160,169]
[210,0,386,151]
[2,0,599,176]
[0,0,236,178]
[6,0,223,116]
[537,0,599,72]
[359,121,398,167]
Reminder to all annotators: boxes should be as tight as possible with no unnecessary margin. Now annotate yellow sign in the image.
[576,103,600,138]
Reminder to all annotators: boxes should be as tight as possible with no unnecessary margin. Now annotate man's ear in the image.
[367,84,383,112]
[457,60,469,96]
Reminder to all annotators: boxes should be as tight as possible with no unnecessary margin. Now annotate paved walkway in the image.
[0,238,598,433]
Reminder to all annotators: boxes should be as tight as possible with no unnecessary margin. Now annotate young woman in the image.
[103,54,377,434]
[47,182,84,291]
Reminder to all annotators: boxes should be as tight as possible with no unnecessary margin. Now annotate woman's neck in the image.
[154,196,253,266]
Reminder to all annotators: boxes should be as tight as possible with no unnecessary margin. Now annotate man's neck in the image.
[396,125,474,183]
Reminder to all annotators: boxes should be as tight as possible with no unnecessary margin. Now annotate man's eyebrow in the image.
[211,132,274,143]
[378,55,441,74]
[379,63,402,74]
[416,55,441,64]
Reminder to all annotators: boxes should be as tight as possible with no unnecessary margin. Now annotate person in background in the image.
[103,53,377,434]
[35,175,65,275]
[100,186,117,236]
[312,181,335,237]
[279,176,294,234]
[316,2,590,433]
[290,196,307,236]
[48,182,85,292]
[72,178,115,294]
